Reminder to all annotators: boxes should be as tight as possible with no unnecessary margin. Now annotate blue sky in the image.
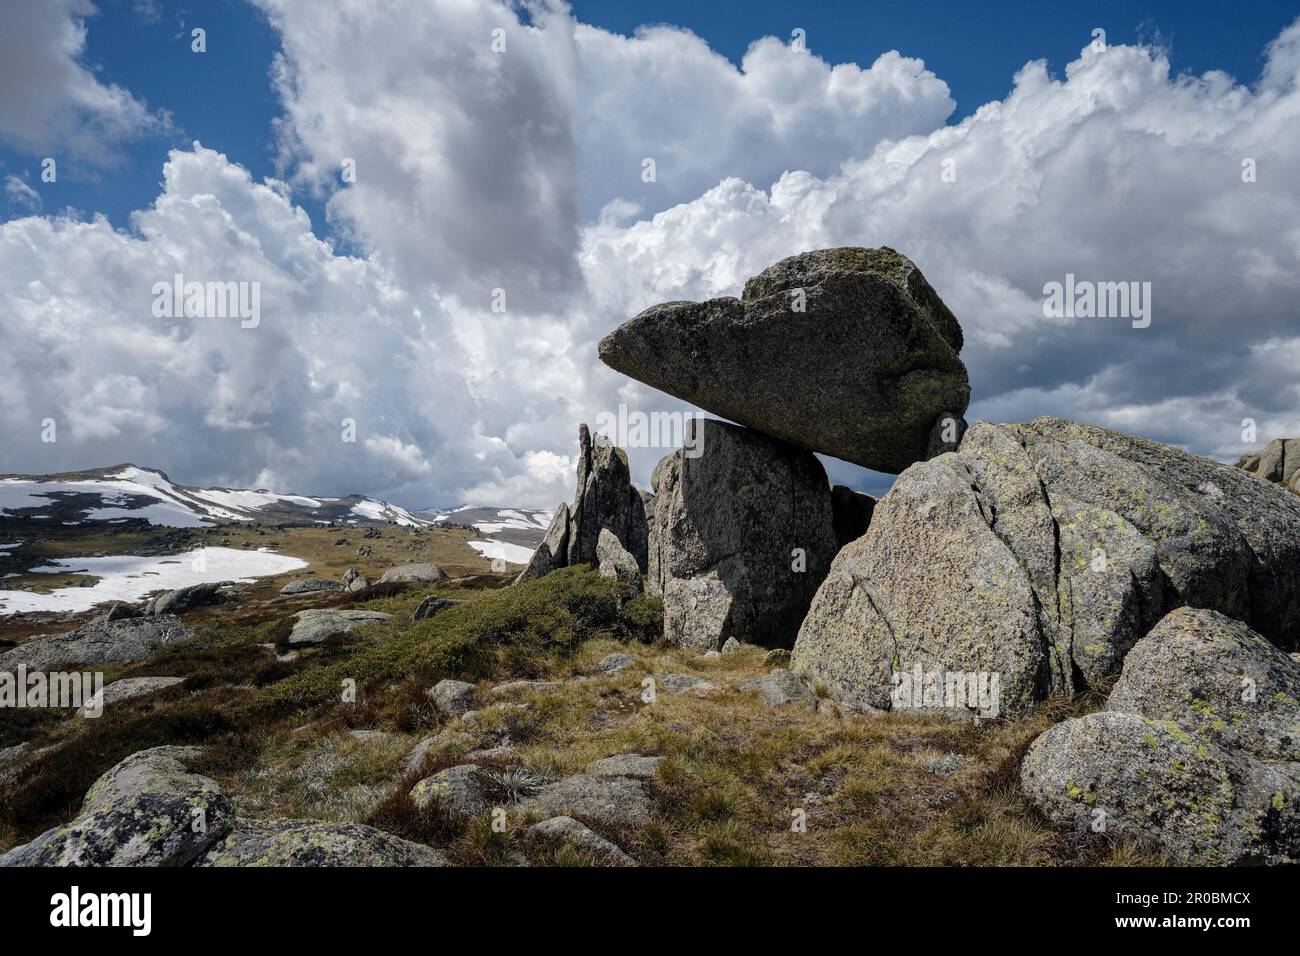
[4,0,1297,233]
[2,0,1299,507]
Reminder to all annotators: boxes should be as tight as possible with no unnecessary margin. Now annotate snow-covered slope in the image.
[423,505,553,548]
[0,465,433,529]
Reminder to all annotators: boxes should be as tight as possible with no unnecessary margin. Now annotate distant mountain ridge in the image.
[0,464,432,529]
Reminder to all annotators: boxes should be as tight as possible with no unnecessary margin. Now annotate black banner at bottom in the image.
[0,865,1291,942]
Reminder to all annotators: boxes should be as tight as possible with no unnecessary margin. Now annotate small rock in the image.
[596,527,643,592]
[530,816,636,866]
[147,581,225,616]
[490,680,562,698]
[78,676,184,717]
[523,774,651,826]
[409,764,491,819]
[760,668,817,709]
[596,652,634,675]
[202,819,446,867]
[921,753,970,776]
[280,578,345,596]
[428,679,478,719]
[412,595,462,620]
[764,648,791,666]
[721,637,743,655]
[653,673,711,696]
[586,754,663,779]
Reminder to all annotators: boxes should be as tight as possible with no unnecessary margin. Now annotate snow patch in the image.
[467,540,535,565]
[0,547,307,616]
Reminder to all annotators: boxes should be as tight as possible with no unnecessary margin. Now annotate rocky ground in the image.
[0,566,1165,866]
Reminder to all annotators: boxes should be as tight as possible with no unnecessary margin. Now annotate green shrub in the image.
[260,566,645,709]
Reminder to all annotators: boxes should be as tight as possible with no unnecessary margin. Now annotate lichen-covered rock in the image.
[1107,608,1300,762]
[378,563,447,584]
[649,418,837,650]
[530,816,636,866]
[427,679,478,719]
[522,774,652,826]
[793,417,1300,713]
[409,764,491,819]
[287,608,390,645]
[0,747,232,867]
[0,614,196,671]
[598,247,969,474]
[1021,711,1300,865]
[829,485,875,548]
[595,652,634,676]
[596,528,642,592]
[201,819,446,866]
[518,425,648,583]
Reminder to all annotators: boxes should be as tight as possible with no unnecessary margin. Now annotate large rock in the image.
[519,425,648,582]
[287,608,391,645]
[0,747,233,867]
[0,614,196,671]
[1107,607,1300,761]
[1023,608,1300,865]
[147,581,224,616]
[1022,711,1299,865]
[378,563,447,584]
[649,418,837,650]
[598,247,969,474]
[793,417,1300,714]
[201,819,446,866]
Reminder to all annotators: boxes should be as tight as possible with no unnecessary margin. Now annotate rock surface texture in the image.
[0,747,233,866]
[1021,608,1300,865]
[648,418,837,650]
[598,247,970,474]
[792,417,1300,714]
[0,613,196,670]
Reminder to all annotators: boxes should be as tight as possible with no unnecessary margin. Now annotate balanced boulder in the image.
[649,418,837,650]
[598,247,969,474]
[792,417,1300,714]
